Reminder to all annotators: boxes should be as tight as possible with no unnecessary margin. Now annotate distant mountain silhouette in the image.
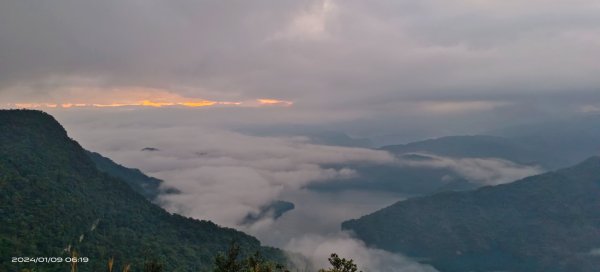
[381,135,563,169]
[488,116,600,168]
[311,135,550,196]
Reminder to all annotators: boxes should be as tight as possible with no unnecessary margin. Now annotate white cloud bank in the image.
[286,232,437,272]
[398,153,544,185]
[69,124,395,227]
[58,117,542,272]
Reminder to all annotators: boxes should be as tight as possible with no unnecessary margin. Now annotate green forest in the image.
[0,110,285,271]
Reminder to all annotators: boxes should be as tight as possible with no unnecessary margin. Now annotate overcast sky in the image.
[2,0,600,136]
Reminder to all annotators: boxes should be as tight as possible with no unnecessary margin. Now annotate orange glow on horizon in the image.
[1,85,293,110]
[220,101,243,105]
[140,100,176,107]
[257,99,294,106]
[92,103,138,108]
[61,103,87,108]
[14,103,43,108]
[5,98,293,110]
[178,101,217,107]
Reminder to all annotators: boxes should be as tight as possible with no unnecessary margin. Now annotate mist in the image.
[397,153,544,185]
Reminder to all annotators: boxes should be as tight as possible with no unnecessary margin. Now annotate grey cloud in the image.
[0,0,310,93]
[2,0,600,111]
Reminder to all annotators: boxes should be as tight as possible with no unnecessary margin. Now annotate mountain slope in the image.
[0,110,284,272]
[86,151,165,201]
[342,157,600,272]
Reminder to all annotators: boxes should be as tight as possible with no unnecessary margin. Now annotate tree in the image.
[213,242,289,272]
[214,242,243,272]
[245,250,289,272]
[318,253,362,272]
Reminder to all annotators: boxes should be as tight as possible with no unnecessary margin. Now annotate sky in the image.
[2,0,600,140]
[2,1,600,270]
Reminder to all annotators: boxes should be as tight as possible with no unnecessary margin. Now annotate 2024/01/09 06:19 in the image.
[12,256,89,263]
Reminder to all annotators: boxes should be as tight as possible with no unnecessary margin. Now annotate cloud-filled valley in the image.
[52,110,550,271]
[63,122,396,228]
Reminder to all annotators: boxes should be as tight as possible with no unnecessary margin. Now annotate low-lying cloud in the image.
[58,114,544,271]
[286,232,438,272]
[67,123,395,227]
[399,153,544,185]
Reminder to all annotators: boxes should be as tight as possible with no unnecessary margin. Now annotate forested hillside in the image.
[0,110,284,272]
[343,157,600,272]
[86,151,165,201]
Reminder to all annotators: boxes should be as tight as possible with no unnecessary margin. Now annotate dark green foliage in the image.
[143,259,164,272]
[0,110,285,272]
[343,157,600,271]
[214,242,244,272]
[318,254,361,272]
[213,242,288,272]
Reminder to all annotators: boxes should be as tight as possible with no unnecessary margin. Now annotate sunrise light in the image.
[5,99,293,109]
[257,99,294,106]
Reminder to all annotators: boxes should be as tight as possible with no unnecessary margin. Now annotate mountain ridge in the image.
[86,150,166,201]
[343,156,600,272]
[381,135,558,168]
